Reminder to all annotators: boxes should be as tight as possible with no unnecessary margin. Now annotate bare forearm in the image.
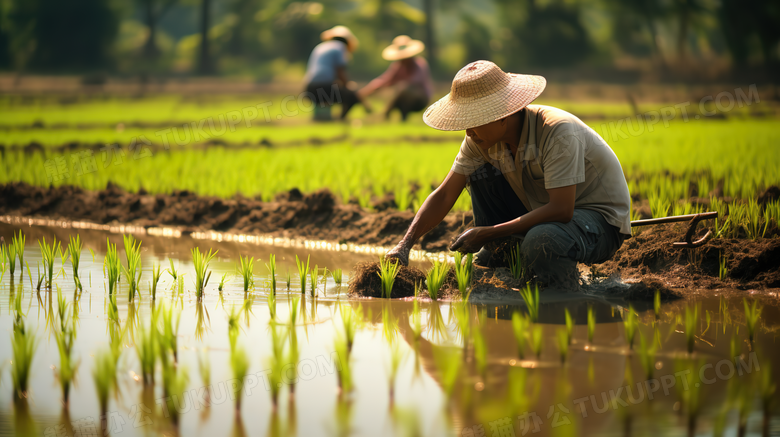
[398,190,454,248]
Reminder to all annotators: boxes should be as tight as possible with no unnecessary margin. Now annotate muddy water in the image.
[0,223,778,437]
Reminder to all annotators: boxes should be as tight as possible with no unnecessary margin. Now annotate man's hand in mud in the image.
[385,243,410,266]
[449,227,491,253]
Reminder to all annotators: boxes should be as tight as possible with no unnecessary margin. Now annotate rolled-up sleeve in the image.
[542,128,586,189]
[451,136,487,176]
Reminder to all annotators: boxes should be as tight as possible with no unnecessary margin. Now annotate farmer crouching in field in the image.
[386,61,632,288]
[303,26,367,121]
[357,36,433,121]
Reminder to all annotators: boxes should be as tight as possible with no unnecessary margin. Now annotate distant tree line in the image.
[0,0,777,79]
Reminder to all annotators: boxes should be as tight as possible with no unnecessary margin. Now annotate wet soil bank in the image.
[2,182,778,292]
[0,181,467,252]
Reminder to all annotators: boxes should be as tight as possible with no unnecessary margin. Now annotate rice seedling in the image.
[177,274,185,294]
[11,230,25,280]
[654,289,661,320]
[265,254,277,294]
[519,283,540,322]
[151,263,162,300]
[0,244,7,283]
[377,256,401,299]
[563,308,574,346]
[295,255,310,295]
[233,255,254,293]
[718,252,728,281]
[38,236,61,289]
[742,298,761,344]
[638,332,656,380]
[161,361,188,426]
[432,346,461,400]
[11,316,36,398]
[332,268,343,285]
[192,247,217,299]
[623,306,637,349]
[267,290,276,320]
[387,341,406,403]
[285,270,292,291]
[104,238,121,295]
[425,260,450,301]
[68,235,82,291]
[587,304,596,344]
[6,239,17,280]
[93,349,116,416]
[511,312,528,359]
[334,333,353,394]
[55,318,79,405]
[310,264,320,298]
[218,273,229,292]
[166,259,179,282]
[529,324,543,359]
[122,235,142,301]
[684,304,699,354]
[25,261,38,291]
[453,252,473,300]
[556,328,569,364]
[508,243,526,279]
[135,323,157,385]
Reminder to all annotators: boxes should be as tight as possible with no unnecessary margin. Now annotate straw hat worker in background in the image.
[303,26,370,121]
[385,61,632,288]
[358,35,433,121]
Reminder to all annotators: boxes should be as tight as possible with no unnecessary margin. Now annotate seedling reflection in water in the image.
[387,341,406,404]
[623,306,637,349]
[556,328,569,364]
[684,304,699,354]
[334,333,353,394]
[377,256,401,299]
[638,332,657,380]
[425,260,449,301]
[93,349,116,416]
[11,302,36,399]
[511,312,528,359]
[743,298,761,344]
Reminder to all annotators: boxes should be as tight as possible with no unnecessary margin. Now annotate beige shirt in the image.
[451,105,632,235]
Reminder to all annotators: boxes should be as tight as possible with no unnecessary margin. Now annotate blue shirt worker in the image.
[303,25,364,121]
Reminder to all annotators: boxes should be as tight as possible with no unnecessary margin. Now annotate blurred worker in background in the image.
[358,35,433,121]
[303,25,369,121]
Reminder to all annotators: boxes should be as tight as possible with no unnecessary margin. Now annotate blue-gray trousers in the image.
[468,163,626,287]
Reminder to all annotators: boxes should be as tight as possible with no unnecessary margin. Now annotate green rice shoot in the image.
[742,298,761,344]
[122,235,142,301]
[38,236,61,289]
[377,256,401,299]
[508,243,526,279]
[453,252,473,301]
[237,255,254,292]
[511,312,528,359]
[519,283,540,322]
[624,306,637,349]
[296,255,310,295]
[265,254,277,295]
[587,304,596,344]
[191,247,217,299]
[67,235,82,291]
[425,260,450,301]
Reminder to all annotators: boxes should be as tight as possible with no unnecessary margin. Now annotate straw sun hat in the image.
[423,61,546,131]
[320,25,359,52]
[382,35,425,61]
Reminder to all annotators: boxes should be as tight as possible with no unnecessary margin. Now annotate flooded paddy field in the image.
[0,222,778,437]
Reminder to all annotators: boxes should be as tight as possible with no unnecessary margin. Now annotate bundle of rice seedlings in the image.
[743,298,761,344]
[11,230,26,280]
[104,239,121,295]
[519,283,540,322]
[453,252,473,300]
[377,257,401,299]
[192,247,217,299]
[151,263,162,300]
[68,235,82,291]
[295,255,310,295]
[38,236,61,289]
[237,255,254,292]
[122,235,142,301]
[265,254,277,294]
[425,260,450,301]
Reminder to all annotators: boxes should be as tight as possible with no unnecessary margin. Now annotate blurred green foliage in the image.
[0,0,777,78]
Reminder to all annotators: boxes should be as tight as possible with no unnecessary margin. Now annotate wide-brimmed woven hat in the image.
[423,61,546,131]
[321,25,359,52]
[382,35,425,61]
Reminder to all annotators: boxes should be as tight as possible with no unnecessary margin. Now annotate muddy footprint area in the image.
[2,181,779,292]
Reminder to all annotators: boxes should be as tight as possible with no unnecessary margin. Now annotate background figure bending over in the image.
[359,35,433,121]
[303,26,364,121]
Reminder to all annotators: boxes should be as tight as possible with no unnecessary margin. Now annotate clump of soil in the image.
[594,223,780,290]
[348,262,427,298]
